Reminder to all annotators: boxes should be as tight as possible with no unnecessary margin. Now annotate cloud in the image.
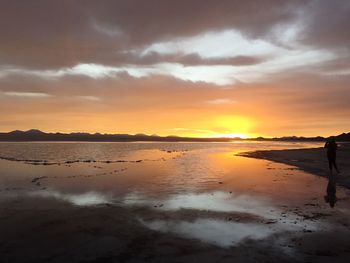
[0,1,347,81]
[0,42,337,85]
[113,52,267,66]
[140,30,281,59]
[298,0,350,50]
[205,99,236,105]
[0,0,301,69]
[2,91,52,98]
[0,1,348,70]
[76,96,101,102]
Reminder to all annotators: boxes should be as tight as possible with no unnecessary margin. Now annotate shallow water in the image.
[1,141,349,253]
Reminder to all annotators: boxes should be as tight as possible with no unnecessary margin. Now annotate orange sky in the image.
[0,1,349,138]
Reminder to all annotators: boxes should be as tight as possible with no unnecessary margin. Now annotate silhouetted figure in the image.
[324,177,337,208]
[324,138,339,175]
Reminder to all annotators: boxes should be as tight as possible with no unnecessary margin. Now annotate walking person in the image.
[324,137,340,175]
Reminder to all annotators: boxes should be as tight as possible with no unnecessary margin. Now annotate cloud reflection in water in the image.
[140,218,273,247]
[29,190,110,206]
[124,191,275,217]
[125,191,322,248]
[4,188,323,248]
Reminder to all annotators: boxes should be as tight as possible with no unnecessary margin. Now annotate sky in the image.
[0,0,349,138]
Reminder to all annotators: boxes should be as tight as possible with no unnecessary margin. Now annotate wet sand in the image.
[1,193,350,263]
[1,142,350,263]
[239,142,350,189]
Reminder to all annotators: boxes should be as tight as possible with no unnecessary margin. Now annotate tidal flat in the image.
[0,142,349,263]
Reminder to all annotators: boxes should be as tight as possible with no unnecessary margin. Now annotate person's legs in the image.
[333,159,340,173]
[327,156,333,175]
[328,156,339,174]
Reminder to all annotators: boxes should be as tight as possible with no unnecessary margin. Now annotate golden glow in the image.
[213,133,249,139]
[1,81,347,138]
[168,115,257,138]
[212,115,254,133]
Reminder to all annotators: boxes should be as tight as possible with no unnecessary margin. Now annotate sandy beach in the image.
[0,142,350,263]
[239,143,350,189]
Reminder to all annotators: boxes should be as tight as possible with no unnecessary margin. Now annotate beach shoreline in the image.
[237,143,350,189]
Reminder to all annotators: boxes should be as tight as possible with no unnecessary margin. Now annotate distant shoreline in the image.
[1,129,349,142]
[0,139,332,143]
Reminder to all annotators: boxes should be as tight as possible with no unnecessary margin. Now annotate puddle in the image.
[140,218,274,247]
[123,191,275,217]
[29,190,111,206]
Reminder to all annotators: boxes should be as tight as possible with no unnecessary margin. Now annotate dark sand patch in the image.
[238,143,350,189]
[1,197,350,263]
[0,199,301,263]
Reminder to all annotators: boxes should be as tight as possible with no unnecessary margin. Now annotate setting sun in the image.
[177,115,257,138]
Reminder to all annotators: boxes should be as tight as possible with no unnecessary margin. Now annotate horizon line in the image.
[0,128,348,140]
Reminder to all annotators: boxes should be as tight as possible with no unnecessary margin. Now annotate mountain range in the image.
[0,129,349,142]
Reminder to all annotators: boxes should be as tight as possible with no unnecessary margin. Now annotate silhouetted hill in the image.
[254,133,350,142]
[0,130,232,142]
[0,130,349,142]
[334,132,350,141]
[271,133,350,142]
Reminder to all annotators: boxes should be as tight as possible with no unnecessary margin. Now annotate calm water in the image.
[1,141,349,249]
